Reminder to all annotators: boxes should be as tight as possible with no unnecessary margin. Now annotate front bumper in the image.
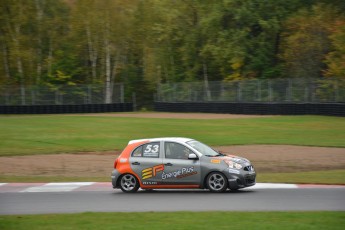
[224,170,256,190]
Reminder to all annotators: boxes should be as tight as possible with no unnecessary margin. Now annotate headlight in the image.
[224,160,242,169]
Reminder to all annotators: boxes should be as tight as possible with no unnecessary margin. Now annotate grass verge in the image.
[1,170,344,184]
[1,115,344,156]
[1,211,344,230]
[258,169,345,185]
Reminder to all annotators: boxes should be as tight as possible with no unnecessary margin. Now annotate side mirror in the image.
[188,153,198,160]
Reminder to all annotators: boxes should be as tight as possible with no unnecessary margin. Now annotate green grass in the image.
[0,114,344,156]
[1,113,344,184]
[1,169,344,184]
[1,211,344,230]
[258,170,345,185]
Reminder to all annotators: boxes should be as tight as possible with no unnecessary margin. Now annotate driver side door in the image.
[161,142,201,185]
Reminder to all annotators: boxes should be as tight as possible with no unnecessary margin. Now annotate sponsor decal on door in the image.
[141,164,165,180]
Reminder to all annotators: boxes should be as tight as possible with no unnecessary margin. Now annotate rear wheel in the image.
[206,172,228,193]
[119,174,139,193]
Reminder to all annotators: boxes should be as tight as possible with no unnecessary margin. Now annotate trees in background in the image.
[0,0,344,105]
[69,0,138,103]
[324,18,345,78]
[279,3,341,79]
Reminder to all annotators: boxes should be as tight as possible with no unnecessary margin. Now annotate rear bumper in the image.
[111,169,121,188]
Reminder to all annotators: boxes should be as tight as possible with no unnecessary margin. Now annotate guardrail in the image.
[154,102,345,116]
[0,103,133,114]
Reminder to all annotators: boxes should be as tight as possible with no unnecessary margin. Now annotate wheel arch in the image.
[203,170,228,189]
[117,172,142,188]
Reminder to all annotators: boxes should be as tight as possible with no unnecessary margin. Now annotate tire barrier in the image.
[154,102,345,116]
[0,103,133,114]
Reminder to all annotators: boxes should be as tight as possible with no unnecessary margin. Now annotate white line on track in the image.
[21,182,95,193]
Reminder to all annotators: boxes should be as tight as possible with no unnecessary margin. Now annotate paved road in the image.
[1,186,344,215]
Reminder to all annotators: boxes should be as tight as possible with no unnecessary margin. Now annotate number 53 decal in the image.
[144,144,159,153]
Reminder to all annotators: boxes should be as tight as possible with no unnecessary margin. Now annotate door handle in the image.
[132,162,140,165]
[165,163,173,166]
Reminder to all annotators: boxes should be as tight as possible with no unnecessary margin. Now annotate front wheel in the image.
[119,174,139,193]
[206,172,228,193]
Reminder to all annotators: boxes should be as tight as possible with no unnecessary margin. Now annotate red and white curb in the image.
[0,182,344,193]
[0,182,111,193]
[245,183,345,189]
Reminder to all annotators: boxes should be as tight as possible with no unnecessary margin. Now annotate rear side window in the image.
[132,146,143,157]
[131,142,160,158]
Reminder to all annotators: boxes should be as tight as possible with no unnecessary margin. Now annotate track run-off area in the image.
[1,182,344,215]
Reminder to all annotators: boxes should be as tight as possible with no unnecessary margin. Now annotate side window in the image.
[132,146,143,157]
[165,142,193,160]
[132,142,160,158]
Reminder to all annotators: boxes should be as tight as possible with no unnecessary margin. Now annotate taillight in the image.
[114,158,118,169]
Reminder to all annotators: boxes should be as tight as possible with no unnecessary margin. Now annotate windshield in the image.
[186,140,220,157]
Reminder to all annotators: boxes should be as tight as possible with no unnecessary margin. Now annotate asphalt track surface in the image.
[1,183,344,215]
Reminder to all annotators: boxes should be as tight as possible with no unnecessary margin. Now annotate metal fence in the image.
[156,78,345,103]
[0,84,125,105]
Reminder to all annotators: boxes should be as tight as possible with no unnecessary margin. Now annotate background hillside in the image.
[1,0,344,106]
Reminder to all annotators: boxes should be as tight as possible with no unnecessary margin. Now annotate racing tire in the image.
[119,174,140,193]
[206,172,228,193]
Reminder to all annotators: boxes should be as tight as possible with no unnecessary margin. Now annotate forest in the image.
[0,0,344,105]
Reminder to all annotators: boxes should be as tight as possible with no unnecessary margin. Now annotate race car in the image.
[111,137,256,193]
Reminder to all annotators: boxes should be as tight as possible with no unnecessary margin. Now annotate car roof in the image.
[128,137,194,145]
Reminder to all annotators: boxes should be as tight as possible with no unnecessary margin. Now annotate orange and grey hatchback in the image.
[111,137,256,193]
